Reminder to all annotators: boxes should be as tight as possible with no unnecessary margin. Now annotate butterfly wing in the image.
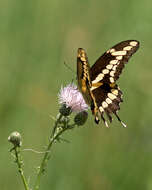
[77,40,140,127]
[90,40,140,84]
[90,84,126,127]
[77,48,93,105]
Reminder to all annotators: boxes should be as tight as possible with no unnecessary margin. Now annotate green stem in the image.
[33,113,64,190]
[14,148,30,190]
[51,113,63,138]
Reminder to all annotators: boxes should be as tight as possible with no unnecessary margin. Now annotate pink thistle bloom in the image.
[58,84,88,112]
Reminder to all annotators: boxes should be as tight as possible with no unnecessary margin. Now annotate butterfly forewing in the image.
[77,48,93,105]
[90,40,140,84]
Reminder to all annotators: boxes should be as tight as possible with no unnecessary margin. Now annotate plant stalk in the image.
[33,113,64,190]
[14,148,30,190]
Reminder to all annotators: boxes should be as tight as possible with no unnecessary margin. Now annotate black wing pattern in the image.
[90,83,124,127]
[90,40,140,84]
[77,40,140,127]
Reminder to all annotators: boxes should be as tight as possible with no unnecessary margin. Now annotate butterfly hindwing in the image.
[91,84,126,127]
[77,40,140,127]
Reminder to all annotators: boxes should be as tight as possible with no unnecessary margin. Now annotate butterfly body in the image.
[77,40,140,127]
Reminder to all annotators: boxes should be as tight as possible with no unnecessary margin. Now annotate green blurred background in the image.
[1,0,152,189]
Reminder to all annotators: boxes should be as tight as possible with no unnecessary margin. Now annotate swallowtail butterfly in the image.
[77,40,140,127]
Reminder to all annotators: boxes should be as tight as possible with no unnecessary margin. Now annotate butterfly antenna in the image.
[115,113,127,128]
[64,61,77,82]
[64,61,75,74]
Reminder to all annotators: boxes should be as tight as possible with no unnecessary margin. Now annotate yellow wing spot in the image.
[77,53,81,58]
[102,101,108,108]
[108,93,116,100]
[123,46,132,51]
[116,56,123,60]
[81,79,87,93]
[92,82,103,87]
[112,51,127,56]
[112,65,117,71]
[107,48,115,53]
[102,69,109,74]
[110,77,114,83]
[90,82,103,91]
[99,106,104,113]
[81,52,85,57]
[110,48,115,53]
[110,83,116,88]
[110,60,118,65]
[83,67,89,74]
[92,73,104,84]
[81,57,86,62]
[106,64,113,70]
[90,86,98,91]
[130,41,138,47]
[82,86,86,93]
[83,72,87,79]
[106,98,112,104]
[110,71,115,77]
[111,89,118,95]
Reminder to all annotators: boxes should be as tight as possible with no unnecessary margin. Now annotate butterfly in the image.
[77,40,140,127]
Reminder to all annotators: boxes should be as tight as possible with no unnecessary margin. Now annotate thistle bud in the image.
[8,131,22,147]
[59,104,72,116]
[74,111,88,126]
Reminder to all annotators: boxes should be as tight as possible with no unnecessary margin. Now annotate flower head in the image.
[74,111,88,126]
[58,83,88,112]
[8,131,22,147]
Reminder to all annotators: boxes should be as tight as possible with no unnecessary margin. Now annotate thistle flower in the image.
[58,83,88,113]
